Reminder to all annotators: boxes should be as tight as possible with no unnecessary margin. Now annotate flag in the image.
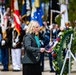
[34,0,40,8]
[10,0,14,13]
[26,0,31,16]
[0,12,7,39]
[31,0,37,20]
[13,0,20,35]
[21,0,26,19]
[31,0,44,26]
[21,0,30,24]
[36,1,44,26]
[1,0,5,14]
[26,0,31,24]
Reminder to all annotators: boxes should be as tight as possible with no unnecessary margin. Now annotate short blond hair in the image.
[26,20,39,34]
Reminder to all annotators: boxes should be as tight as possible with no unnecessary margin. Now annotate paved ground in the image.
[0,58,76,75]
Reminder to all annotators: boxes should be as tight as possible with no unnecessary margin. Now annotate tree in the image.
[68,0,76,27]
[42,0,49,3]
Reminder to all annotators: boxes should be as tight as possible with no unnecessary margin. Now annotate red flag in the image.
[13,0,20,35]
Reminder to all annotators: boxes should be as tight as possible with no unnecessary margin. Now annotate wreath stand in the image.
[60,34,76,75]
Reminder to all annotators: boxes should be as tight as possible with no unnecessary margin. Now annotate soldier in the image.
[39,21,54,72]
[1,7,11,71]
[11,27,24,71]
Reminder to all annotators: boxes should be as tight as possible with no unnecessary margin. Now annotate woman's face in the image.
[33,24,40,33]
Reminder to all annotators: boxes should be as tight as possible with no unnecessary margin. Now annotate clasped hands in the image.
[40,47,52,53]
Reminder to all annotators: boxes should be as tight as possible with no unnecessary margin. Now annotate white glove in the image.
[12,42,16,47]
[1,40,5,46]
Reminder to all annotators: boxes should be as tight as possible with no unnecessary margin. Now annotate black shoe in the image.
[41,70,44,72]
[1,69,9,71]
[13,70,20,72]
[50,70,55,72]
[41,68,44,72]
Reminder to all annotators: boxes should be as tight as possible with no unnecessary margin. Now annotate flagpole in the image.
[49,0,52,42]
[50,10,52,25]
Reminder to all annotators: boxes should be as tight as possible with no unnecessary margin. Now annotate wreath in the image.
[52,27,73,75]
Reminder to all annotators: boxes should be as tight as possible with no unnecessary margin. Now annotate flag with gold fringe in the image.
[26,0,31,24]
[21,0,30,24]
[13,0,20,35]
[31,0,44,26]
[34,0,40,8]
[21,0,26,19]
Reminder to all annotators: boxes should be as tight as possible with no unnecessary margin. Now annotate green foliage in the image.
[52,28,73,75]
[54,0,76,27]
[71,31,76,53]
[71,38,76,53]
[55,14,61,26]
[68,0,76,26]
[42,0,49,3]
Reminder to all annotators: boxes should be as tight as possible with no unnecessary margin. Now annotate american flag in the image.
[13,0,20,35]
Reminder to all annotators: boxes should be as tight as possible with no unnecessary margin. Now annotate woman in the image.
[21,20,46,75]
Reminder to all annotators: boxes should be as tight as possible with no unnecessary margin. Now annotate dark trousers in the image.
[1,47,9,70]
[40,53,44,71]
[48,53,54,70]
[0,48,2,62]
[40,53,54,71]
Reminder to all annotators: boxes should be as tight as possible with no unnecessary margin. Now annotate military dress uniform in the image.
[1,34,9,71]
[39,27,54,72]
[11,28,24,71]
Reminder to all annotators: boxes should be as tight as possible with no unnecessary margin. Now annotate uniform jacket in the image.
[12,28,24,48]
[21,33,40,64]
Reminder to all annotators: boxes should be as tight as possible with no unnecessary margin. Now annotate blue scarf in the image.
[34,35,40,48]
